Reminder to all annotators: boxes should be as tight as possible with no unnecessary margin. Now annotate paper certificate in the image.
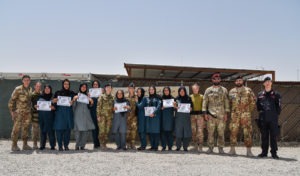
[163,99,174,108]
[114,102,128,113]
[177,103,191,113]
[57,96,71,107]
[144,107,156,116]
[89,88,102,98]
[37,101,51,111]
[77,93,90,104]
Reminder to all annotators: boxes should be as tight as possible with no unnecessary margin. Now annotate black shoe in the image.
[80,147,85,150]
[184,148,188,152]
[123,148,127,151]
[137,147,145,151]
[64,147,69,151]
[59,147,64,151]
[50,147,55,150]
[176,148,180,151]
[117,147,122,150]
[162,147,166,151]
[75,147,80,150]
[39,147,45,150]
[258,153,267,158]
[168,148,172,151]
[272,154,279,159]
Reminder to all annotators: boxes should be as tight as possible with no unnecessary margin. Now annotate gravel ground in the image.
[0,140,299,176]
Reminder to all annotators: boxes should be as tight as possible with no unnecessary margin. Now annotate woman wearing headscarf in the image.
[174,86,193,151]
[90,80,101,149]
[160,86,175,151]
[73,83,95,150]
[145,86,161,151]
[135,88,147,150]
[112,90,131,150]
[53,79,75,151]
[36,85,56,150]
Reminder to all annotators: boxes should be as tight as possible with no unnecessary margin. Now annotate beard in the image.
[213,82,220,86]
[235,83,243,87]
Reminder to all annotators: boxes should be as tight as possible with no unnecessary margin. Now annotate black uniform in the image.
[256,89,281,156]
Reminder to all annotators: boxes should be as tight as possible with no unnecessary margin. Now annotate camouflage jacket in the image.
[229,86,256,113]
[126,94,137,117]
[31,91,41,123]
[97,93,114,117]
[8,85,33,115]
[202,86,230,118]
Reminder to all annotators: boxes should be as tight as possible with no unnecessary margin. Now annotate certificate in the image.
[57,96,71,107]
[177,103,191,113]
[163,99,174,108]
[77,93,90,104]
[114,102,128,113]
[37,101,51,111]
[144,107,156,116]
[89,88,102,98]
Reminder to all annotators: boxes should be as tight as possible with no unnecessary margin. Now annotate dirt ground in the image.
[0,140,299,176]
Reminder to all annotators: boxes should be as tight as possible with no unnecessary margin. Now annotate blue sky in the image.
[0,0,299,81]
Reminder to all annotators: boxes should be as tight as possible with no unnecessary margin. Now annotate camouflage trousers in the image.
[207,116,226,148]
[126,115,137,145]
[31,122,40,145]
[190,115,205,146]
[229,112,253,147]
[98,115,113,145]
[11,113,31,143]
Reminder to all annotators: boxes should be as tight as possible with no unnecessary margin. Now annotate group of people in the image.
[8,73,281,159]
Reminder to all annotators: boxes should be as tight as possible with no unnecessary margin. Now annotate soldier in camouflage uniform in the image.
[190,83,204,152]
[126,83,138,150]
[202,73,230,154]
[31,82,42,149]
[8,75,33,151]
[228,76,255,156]
[97,83,114,150]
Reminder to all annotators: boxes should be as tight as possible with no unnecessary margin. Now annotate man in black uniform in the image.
[256,77,281,159]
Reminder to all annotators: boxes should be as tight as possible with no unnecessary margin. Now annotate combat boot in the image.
[22,141,32,150]
[100,144,107,150]
[218,147,225,154]
[246,147,254,157]
[33,141,38,150]
[228,146,236,155]
[131,143,136,150]
[198,145,203,153]
[11,141,20,151]
[206,147,213,154]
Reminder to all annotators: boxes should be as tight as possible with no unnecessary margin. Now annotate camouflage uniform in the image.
[190,94,204,146]
[126,94,138,148]
[8,85,32,149]
[97,93,114,146]
[202,86,230,149]
[31,91,41,148]
[229,86,255,147]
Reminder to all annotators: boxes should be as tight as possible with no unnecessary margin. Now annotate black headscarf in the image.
[115,90,128,116]
[54,79,74,98]
[40,84,53,101]
[115,90,126,103]
[176,86,192,104]
[79,83,88,95]
[162,86,173,99]
[149,86,161,106]
[136,88,145,116]
[137,88,145,103]
[92,80,100,88]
